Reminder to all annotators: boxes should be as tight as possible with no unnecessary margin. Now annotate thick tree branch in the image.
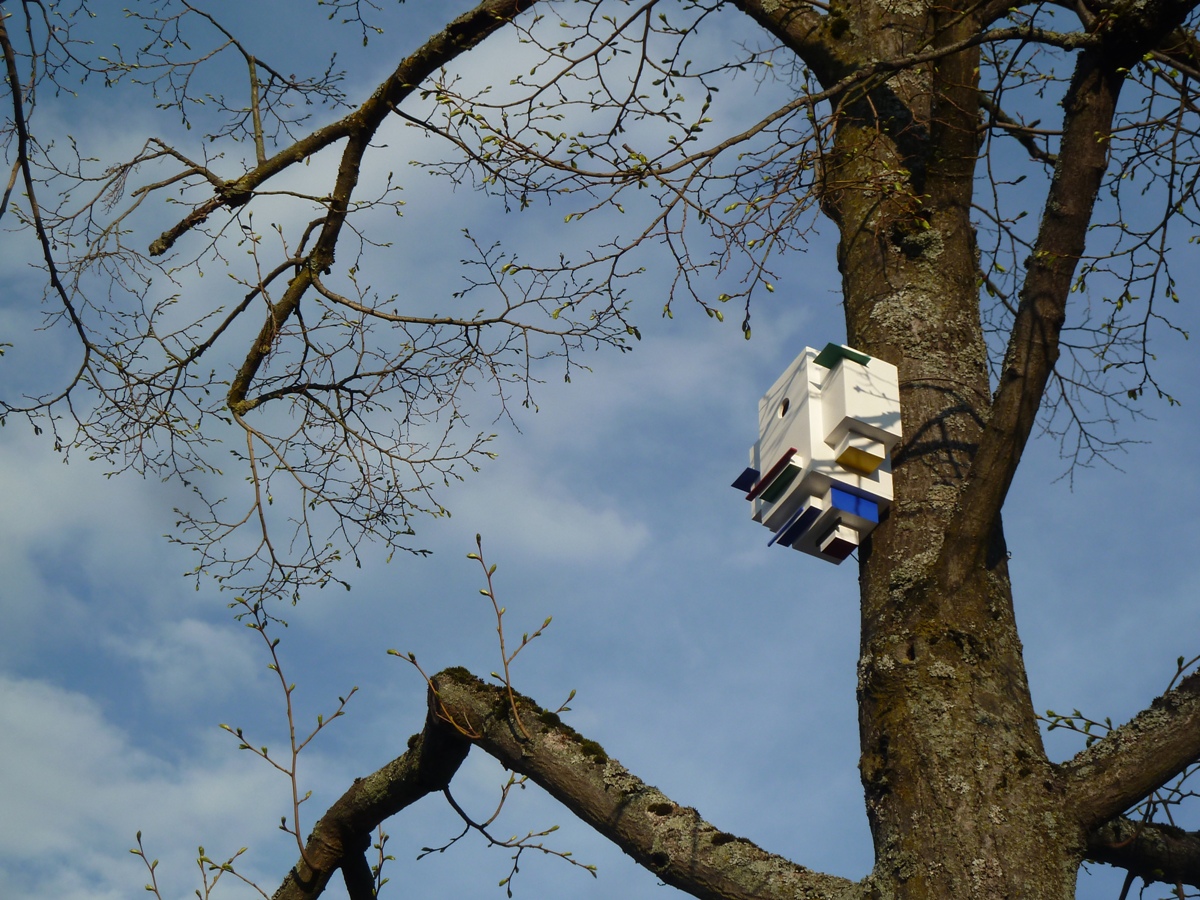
[269,667,864,900]
[938,51,1121,585]
[938,0,1197,585]
[1087,816,1200,890]
[339,850,376,900]
[730,0,852,85]
[270,694,470,900]
[1063,670,1200,829]
[430,669,865,900]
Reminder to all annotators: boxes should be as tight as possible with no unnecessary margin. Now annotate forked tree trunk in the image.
[822,5,1083,897]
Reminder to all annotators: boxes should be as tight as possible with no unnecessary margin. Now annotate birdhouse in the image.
[731,344,901,564]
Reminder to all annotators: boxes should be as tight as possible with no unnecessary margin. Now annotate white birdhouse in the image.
[732,343,902,564]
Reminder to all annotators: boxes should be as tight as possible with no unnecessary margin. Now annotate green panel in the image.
[814,342,871,368]
[760,463,801,504]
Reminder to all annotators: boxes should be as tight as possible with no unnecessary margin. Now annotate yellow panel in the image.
[837,445,884,475]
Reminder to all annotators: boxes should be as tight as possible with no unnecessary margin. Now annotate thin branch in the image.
[978,93,1060,165]
[0,5,93,401]
[149,0,538,257]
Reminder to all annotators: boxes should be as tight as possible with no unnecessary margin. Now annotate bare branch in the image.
[1088,816,1200,890]
[266,666,867,900]
[150,0,539,257]
[978,93,1060,165]
[270,690,471,900]
[938,0,1197,585]
[431,669,865,900]
[1064,670,1200,829]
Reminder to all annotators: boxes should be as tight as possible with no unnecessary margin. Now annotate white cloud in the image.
[0,431,195,663]
[106,618,262,710]
[0,674,289,900]
[449,457,651,565]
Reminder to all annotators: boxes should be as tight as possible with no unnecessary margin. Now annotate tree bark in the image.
[270,694,470,900]
[270,669,865,900]
[1087,817,1200,887]
[741,0,1200,897]
[431,671,865,900]
[1065,670,1200,828]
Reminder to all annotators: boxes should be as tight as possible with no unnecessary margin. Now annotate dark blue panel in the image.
[769,503,820,548]
[731,467,760,492]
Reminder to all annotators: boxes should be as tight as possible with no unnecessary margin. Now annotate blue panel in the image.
[731,467,760,492]
[830,486,880,523]
[830,479,885,503]
[769,503,819,548]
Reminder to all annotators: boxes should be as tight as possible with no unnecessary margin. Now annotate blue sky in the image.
[1,2,1198,899]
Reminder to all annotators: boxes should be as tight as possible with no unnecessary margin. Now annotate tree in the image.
[2,1,1199,899]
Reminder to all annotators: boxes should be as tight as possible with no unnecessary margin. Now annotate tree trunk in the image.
[820,4,1083,897]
